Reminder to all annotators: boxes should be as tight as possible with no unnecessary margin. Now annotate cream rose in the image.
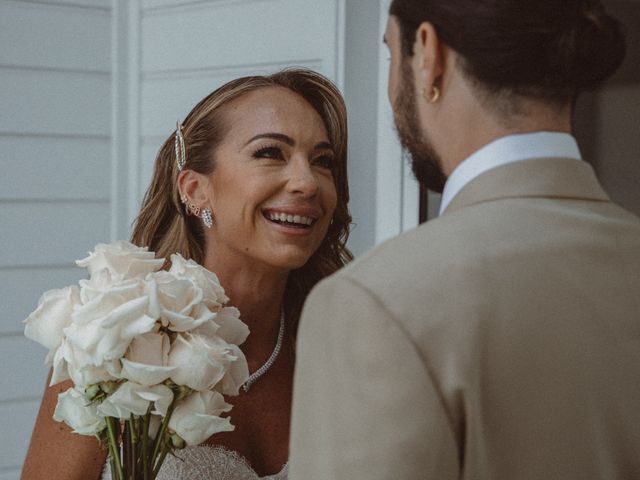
[168,334,239,391]
[168,391,234,446]
[146,271,214,332]
[169,254,229,309]
[24,286,80,355]
[76,241,164,281]
[54,388,106,435]
[217,344,249,396]
[64,281,156,368]
[97,382,174,419]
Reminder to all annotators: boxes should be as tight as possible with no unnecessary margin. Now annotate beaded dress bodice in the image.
[101,445,288,480]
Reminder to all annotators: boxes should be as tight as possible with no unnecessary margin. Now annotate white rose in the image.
[78,269,117,304]
[168,391,234,446]
[64,282,157,368]
[76,241,164,281]
[217,344,249,396]
[168,334,238,391]
[146,271,214,332]
[120,332,175,386]
[50,343,70,385]
[69,361,121,388]
[53,387,106,435]
[212,307,250,345]
[169,254,229,309]
[97,382,174,419]
[24,286,80,354]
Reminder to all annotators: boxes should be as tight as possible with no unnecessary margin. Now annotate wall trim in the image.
[111,0,141,241]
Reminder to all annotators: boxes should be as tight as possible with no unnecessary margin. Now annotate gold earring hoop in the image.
[422,85,440,103]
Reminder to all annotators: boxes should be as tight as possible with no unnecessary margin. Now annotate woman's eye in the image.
[313,155,334,169]
[253,146,284,160]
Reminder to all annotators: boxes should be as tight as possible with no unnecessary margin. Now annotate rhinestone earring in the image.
[201,208,213,229]
[187,203,200,217]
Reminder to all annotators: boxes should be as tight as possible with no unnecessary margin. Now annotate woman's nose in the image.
[286,158,319,197]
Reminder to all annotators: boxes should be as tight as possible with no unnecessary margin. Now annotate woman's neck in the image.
[203,252,288,367]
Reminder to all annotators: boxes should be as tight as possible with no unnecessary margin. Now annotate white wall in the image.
[0,1,112,478]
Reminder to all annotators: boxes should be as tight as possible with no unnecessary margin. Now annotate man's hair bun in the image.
[554,6,626,91]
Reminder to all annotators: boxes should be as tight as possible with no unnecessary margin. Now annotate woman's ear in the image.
[178,170,211,207]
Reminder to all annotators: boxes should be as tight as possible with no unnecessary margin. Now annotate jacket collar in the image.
[443,157,610,215]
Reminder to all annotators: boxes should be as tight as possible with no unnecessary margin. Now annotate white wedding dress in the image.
[101,445,288,480]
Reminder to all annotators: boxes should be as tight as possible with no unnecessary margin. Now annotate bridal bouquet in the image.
[23,241,250,480]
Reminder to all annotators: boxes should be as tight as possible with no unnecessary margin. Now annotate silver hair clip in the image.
[175,121,186,171]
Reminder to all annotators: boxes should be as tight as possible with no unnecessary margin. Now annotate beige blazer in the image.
[289,157,640,479]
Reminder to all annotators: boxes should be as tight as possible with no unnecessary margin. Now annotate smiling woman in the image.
[21,69,352,480]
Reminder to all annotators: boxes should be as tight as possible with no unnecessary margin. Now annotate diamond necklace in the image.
[241,311,285,392]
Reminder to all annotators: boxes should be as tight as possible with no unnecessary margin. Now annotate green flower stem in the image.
[128,415,138,478]
[150,402,176,466]
[123,422,131,480]
[142,413,150,480]
[106,418,124,480]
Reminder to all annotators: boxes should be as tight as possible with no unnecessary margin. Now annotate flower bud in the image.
[171,433,186,449]
[101,380,119,395]
[84,384,101,402]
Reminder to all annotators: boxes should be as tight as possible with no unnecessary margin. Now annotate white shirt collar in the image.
[439,131,583,215]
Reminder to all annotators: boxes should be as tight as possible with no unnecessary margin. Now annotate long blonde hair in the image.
[131,68,352,329]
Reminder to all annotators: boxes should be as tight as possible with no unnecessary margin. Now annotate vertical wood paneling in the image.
[0,399,41,472]
[16,0,110,7]
[0,69,110,137]
[0,137,110,201]
[375,0,404,244]
[140,0,337,73]
[0,337,49,403]
[0,1,110,72]
[0,2,112,474]
[0,203,111,268]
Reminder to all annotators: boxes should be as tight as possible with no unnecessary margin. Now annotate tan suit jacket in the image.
[290,157,640,479]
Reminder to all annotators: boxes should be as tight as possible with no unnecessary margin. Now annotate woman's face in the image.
[204,86,338,273]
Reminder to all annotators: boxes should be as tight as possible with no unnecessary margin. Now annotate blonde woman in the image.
[22,68,352,480]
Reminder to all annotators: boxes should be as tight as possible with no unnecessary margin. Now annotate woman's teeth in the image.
[266,212,314,226]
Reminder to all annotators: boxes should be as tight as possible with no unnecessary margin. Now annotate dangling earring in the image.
[180,193,202,217]
[187,203,200,217]
[422,85,440,103]
[201,208,213,229]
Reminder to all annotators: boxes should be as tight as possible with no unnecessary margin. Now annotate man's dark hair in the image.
[389,0,626,104]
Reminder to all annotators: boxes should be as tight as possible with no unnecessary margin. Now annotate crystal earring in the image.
[187,203,200,217]
[201,208,213,229]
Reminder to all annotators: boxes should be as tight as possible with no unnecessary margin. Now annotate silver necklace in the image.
[242,311,285,392]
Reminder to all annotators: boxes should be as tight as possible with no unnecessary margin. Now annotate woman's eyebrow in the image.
[244,133,333,152]
[314,141,333,151]
[244,132,294,146]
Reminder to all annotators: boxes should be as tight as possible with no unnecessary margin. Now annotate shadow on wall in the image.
[573,0,640,217]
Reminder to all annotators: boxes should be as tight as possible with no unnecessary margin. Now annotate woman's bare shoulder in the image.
[21,375,107,480]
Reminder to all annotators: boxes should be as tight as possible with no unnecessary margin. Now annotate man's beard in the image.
[393,60,447,193]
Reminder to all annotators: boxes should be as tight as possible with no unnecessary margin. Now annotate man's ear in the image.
[178,170,211,207]
[413,22,445,94]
